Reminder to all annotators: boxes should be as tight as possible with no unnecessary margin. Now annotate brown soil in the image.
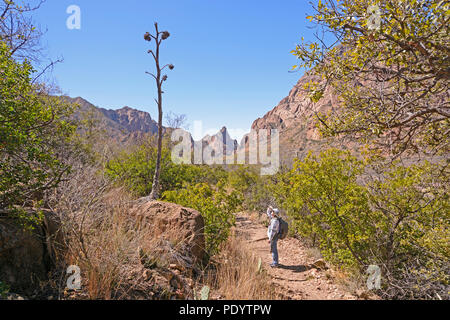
[234,212,359,300]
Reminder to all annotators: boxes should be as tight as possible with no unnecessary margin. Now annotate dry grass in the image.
[44,163,158,299]
[44,164,283,300]
[58,188,147,299]
[205,235,282,300]
[305,247,323,261]
[55,186,206,299]
[332,267,370,297]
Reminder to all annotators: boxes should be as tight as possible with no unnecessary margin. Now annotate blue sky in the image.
[33,0,317,140]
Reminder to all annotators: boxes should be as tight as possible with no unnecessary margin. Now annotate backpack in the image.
[277,217,289,240]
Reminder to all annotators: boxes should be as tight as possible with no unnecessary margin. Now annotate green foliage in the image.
[105,142,228,197]
[0,281,10,299]
[280,149,372,268]
[288,0,449,299]
[163,182,240,255]
[292,0,450,155]
[275,148,449,299]
[227,165,276,212]
[0,41,77,225]
[365,160,449,298]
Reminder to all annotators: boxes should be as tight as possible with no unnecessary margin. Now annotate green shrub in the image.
[280,149,372,268]
[364,160,449,299]
[227,165,277,212]
[276,149,449,299]
[163,181,241,255]
[0,41,77,227]
[0,281,10,299]
[105,143,228,197]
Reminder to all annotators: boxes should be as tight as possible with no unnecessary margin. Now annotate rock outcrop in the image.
[64,96,164,145]
[99,106,159,134]
[0,209,63,294]
[120,200,207,300]
[251,73,356,164]
[198,126,238,158]
[131,201,206,265]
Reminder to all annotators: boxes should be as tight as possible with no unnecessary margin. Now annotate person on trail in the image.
[266,206,280,268]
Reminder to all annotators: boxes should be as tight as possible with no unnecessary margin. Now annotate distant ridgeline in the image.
[62,70,355,168]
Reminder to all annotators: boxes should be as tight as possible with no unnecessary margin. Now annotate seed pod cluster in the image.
[161,31,170,40]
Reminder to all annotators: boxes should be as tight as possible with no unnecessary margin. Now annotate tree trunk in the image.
[149,32,163,200]
[149,101,163,200]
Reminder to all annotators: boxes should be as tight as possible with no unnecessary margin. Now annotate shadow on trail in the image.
[277,264,310,273]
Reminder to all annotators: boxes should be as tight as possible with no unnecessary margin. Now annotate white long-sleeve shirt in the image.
[267,217,280,241]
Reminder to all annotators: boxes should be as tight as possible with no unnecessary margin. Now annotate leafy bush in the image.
[0,281,10,299]
[0,41,77,226]
[280,149,371,268]
[365,160,449,299]
[276,149,449,299]
[105,142,228,197]
[227,165,276,212]
[163,181,241,255]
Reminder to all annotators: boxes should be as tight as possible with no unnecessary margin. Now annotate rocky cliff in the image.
[251,73,354,164]
[99,106,159,134]
[65,96,162,144]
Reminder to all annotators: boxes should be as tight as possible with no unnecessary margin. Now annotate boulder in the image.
[311,259,328,270]
[131,201,206,265]
[0,209,62,294]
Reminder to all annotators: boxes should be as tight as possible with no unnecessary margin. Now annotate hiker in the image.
[266,206,280,268]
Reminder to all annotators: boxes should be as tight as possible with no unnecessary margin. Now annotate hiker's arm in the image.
[266,206,273,218]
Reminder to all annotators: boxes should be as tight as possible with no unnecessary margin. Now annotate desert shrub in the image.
[106,143,180,196]
[0,41,79,228]
[46,163,135,299]
[105,142,228,197]
[227,165,277,213]
[48,164,169,299]
[163,181,241,255]
[364,160,449,299]
[276,148,449,299]
[280,149,372,268]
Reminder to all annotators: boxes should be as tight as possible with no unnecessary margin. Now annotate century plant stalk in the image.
[143,22,174,200]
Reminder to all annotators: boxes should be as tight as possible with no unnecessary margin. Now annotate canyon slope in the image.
[65,68,356,165]
[64,96,161,145]
[251,73,354,164]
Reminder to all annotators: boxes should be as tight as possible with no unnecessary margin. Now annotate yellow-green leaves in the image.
[163,182,240,255]
[292,0,449,156]
[273,148,449,298]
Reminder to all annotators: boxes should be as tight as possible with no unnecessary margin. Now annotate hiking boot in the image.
[270,263,279,268]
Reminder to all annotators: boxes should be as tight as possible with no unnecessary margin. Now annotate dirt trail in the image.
[234,212,358,300]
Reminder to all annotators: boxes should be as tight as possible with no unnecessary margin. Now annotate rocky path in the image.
[234,212,358,300]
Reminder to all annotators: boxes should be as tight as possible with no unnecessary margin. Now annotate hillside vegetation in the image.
[1,0,448,300]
